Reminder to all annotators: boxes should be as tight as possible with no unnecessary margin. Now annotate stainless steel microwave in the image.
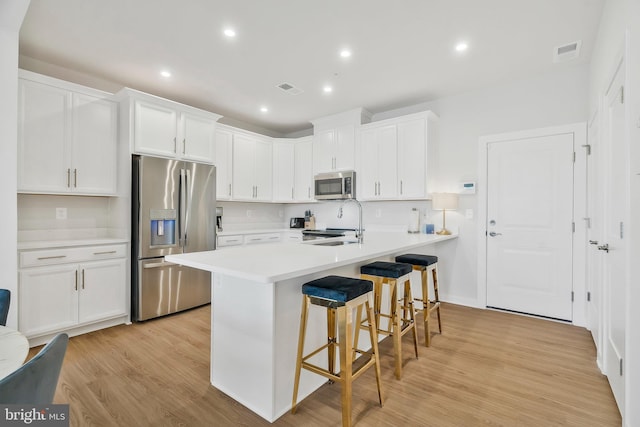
[314,171,356,200]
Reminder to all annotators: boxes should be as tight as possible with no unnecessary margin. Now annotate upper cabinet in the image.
[311,108,371,174]
[273,136,314,203]
[215,127,233,201]
[357,111,439,201]
[18,71,118,196]
[232,131,273,201]
[118,88,221,164]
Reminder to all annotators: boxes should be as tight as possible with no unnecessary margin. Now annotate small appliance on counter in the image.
[290,217,305,229]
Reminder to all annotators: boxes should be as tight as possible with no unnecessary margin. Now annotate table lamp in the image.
[432,193,458,235]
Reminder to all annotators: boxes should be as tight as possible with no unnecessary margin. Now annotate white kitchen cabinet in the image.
[311,108,372,174]
[119,88,221,164]
[18,243,128,341]
[359,124,398,199]
[272,140,296,202]
[358,111,438,201]
[294,137,314,201]
[217,234,244,247]
[273,137,313,202]
[244,233,281,244]
[312,125,356,173]
[18,71,118,195]
[232,132,272,201]
[215,127,234,200]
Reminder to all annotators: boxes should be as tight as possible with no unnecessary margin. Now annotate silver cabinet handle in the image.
[173,137,177,153]
[228,183,232,196]
[589,240,598,245]
[93,250,117,255]
[81,269,85,289]
[291,187,294,199]
[37,255,67,260]
[400,180,403,195]
[183,138,186,154]
[597,244,609,253]
[489,231,502,237]
[74,169,77,187]
[67,169,71,188]
[75,270,78,291]
[308,187,311,198]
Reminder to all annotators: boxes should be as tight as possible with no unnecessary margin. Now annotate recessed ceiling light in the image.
[340,49,352,58]
[160,70,171,78]
[455,42,469,52]
[260,106,268,113]
[323,85,333,93]
[223,28,236,38]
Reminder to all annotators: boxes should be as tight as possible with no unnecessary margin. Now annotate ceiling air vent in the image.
[553,40,582,63]
[277,82,303,95]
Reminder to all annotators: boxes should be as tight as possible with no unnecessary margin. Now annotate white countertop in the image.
[166,231,456,283]
[217,228,301,236]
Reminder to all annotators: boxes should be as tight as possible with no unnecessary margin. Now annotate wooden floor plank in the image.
[29,303,621,426]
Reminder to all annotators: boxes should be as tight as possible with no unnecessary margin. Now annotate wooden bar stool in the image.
[359,261,418,380]
[395,254,442,347]
[291,275,383,427]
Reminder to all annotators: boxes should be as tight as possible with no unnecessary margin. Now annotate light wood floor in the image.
[30,303,621,426]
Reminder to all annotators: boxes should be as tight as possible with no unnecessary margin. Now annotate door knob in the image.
[489,231,502,237]
[597,244,609,253]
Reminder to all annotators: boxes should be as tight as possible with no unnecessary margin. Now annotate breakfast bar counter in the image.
[166,231,457,422]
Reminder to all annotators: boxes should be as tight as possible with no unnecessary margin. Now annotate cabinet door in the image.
[134,100,178,157]
[254,139,273,201]
[397,118,427,198]
[313,129,335,173]
[359,128,379,200]
[273,142,295,202]
[19,265,79,337]
[377,125,398,198]
[215,129,233,200]
[181,113,215,163]
[232,134,257,200]
[294,138,314,201]
[72,93,118,194]
[18,79,70,193]
[335,125,355,171]
[78,259,127,324]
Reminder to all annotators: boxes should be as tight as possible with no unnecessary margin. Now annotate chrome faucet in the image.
[337,198,364,243]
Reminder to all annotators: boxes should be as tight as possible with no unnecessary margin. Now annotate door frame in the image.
[477,123,588,327]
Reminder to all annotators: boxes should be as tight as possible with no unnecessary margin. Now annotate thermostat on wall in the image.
[460,182,476,194]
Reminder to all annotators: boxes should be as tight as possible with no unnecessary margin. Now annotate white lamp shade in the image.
[432,193,459,210]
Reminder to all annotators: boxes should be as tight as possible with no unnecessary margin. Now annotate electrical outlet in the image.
[56,207,67,220]
[375,208,382,218]
[246,209,253,218]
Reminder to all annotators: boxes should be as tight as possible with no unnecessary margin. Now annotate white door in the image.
[253,139,273,201]
[486,133,574,320]
[294,138,313,201]
[397,118,427,199]
[272,141,295,202]
[602,60,626,413]
[586,114,604,359]
[134,100,178,157]
[232,134,256,200]
[215,129,233,200]
[181,112,215,163]
[78,259,127,324]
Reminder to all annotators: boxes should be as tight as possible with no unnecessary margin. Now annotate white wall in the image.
[319,64,589,306]
[588,0,640,424]
[0,0,30,328]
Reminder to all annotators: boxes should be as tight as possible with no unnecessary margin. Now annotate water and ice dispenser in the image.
[149,209,176,247]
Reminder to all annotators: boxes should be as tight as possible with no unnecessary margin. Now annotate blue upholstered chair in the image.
[0,333,69,404]
[0,289,10,326]
[360,261,418,380]
[395,254,442,347]
[292,275,383,426]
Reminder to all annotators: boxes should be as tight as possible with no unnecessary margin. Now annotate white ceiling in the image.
[18,0,604,135]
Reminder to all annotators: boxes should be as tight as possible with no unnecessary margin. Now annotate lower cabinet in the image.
[18,243,128,340]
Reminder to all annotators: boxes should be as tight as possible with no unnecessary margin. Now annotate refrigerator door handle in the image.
[179,168,187,247]
[184,168,191,248]
[143,260,179,269]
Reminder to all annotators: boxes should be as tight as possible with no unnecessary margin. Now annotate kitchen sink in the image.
[313,240,359,246]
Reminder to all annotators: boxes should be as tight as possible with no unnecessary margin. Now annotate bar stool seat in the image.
[395,254,442,347]
[291,275,383,427]
[359,261,418,380]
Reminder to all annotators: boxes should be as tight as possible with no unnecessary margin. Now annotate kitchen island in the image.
[166,231,456,422]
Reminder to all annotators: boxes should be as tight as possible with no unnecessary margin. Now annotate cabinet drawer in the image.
[244,233,281,244]
[20,244,127,268]
[217,235,244,247]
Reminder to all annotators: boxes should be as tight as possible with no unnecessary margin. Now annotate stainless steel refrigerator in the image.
[132,155,216,321]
